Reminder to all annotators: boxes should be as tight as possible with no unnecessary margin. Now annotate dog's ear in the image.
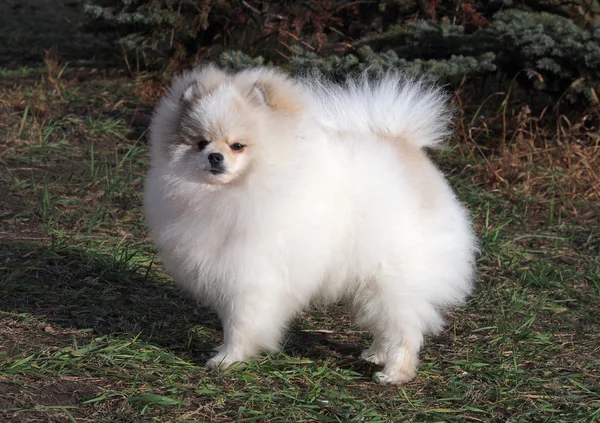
[181,81,205,104]
[180,65,228,105]
[246,74,305,117]
[247,83,268,106]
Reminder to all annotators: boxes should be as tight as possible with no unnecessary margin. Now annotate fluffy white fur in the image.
[144,65,476,385]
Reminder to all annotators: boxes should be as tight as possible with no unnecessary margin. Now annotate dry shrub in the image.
[458,91,600,218]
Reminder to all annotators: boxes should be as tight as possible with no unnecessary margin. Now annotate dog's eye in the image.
[197,140,210,150]
[230,143,245,151]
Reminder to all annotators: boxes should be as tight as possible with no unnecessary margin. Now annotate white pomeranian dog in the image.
[144,65,476,384]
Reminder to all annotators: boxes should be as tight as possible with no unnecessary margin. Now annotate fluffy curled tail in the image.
[303,72,452,149]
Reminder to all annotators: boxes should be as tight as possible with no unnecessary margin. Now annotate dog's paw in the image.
[361,348,385,365]
[206,350,238,370]
[374,368,416,385]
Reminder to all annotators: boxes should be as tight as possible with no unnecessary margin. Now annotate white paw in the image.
[374,369,416,385]
[361,348,385,365]
[374,371,395,384]
[206,350,239,370]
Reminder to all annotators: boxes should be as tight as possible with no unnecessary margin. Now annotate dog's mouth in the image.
[209,167,225,175]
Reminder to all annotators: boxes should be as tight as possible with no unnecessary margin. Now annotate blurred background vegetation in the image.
[80,0,600,106]
[2,0,599,107]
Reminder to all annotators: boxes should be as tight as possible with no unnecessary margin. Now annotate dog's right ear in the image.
[180,65,228,105]
[181,81,205,105]
[244,72,305,117]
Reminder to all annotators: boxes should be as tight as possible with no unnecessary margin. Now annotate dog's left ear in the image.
[247,83,268,106]
[247,75,305,117]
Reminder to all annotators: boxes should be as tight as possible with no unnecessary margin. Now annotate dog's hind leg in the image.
[353,273,444,384]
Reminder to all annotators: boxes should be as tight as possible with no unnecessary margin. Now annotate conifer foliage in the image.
[83,0,600,102]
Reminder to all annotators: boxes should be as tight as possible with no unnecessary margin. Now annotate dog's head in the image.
[154,65,306,186]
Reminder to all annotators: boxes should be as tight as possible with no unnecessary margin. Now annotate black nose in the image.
[208,153,224,166]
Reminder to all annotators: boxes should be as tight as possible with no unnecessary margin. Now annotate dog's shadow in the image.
[1,240,381,374]
[283,323,379,375]
[0,240,220,356]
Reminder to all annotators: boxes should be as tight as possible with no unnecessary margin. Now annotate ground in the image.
[0,53,599,423]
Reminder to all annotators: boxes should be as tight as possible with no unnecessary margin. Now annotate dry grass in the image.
[454,87,600,219]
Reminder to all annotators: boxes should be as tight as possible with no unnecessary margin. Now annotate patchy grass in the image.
[0,65,599,423]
